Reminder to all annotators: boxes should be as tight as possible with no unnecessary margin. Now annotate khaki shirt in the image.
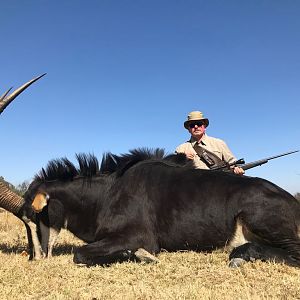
[175,134,236,169]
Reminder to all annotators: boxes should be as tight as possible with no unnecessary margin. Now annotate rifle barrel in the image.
[238,150,299,171]
[208,150,298,172]
[264,150,299,161]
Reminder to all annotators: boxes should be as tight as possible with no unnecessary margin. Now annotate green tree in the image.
[15,180,30,196]
[0,176,29,196]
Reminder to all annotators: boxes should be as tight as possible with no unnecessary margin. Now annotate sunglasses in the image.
[188,121,205,128]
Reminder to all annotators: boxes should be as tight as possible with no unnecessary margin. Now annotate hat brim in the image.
[184,118,209,129]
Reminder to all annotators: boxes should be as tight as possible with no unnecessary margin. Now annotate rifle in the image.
[211,150,299,172]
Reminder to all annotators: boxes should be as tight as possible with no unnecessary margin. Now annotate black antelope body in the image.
[25,149,300,267]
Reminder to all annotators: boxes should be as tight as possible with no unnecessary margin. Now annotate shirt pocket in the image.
[210,150,222,160]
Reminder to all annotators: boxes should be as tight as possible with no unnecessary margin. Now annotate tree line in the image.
[0,177,29,197]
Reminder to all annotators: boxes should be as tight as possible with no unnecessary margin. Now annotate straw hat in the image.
[184,111,209,129]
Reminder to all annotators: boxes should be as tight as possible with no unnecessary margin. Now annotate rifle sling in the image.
[192,143,226,169]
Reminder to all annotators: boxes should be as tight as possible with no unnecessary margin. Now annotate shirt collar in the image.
[189,134,208,146]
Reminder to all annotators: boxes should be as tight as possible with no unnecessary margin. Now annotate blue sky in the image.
[1,1,299,194]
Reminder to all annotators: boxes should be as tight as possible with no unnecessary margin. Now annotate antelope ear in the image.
[32,192,49,213]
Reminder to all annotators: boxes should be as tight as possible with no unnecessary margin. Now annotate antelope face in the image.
[31,192,49,212]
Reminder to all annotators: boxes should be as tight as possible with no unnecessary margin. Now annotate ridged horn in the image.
[0,181,25,215]
[0,73,46,115]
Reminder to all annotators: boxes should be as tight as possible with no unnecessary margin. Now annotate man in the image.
[176,111,244,175]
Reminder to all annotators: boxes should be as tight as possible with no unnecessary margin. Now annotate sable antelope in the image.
[25,148,300,267]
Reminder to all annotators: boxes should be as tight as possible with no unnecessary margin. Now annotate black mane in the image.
[34,148,191,182]
[100,147,191,176]
[34,153,100,182]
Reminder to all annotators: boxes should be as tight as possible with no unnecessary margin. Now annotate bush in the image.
[0,176,29,196]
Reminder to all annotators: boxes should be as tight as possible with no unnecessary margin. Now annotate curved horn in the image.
[0,73,46,115]
[0,181,25,214]
[0,87,13,101]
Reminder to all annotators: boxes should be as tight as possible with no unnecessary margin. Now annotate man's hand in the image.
[233,166,245,175]
[185,152,196,160]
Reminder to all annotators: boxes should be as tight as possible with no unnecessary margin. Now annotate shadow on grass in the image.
[0,243,26,254]
[52,244,80,256]
[0,243,80,256]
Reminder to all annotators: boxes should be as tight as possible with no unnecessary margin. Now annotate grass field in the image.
[0,211,299,300]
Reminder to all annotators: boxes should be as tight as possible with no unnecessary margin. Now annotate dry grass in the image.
[0,211,299,300]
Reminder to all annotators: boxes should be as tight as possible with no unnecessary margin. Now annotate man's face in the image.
[188,121,206,139]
